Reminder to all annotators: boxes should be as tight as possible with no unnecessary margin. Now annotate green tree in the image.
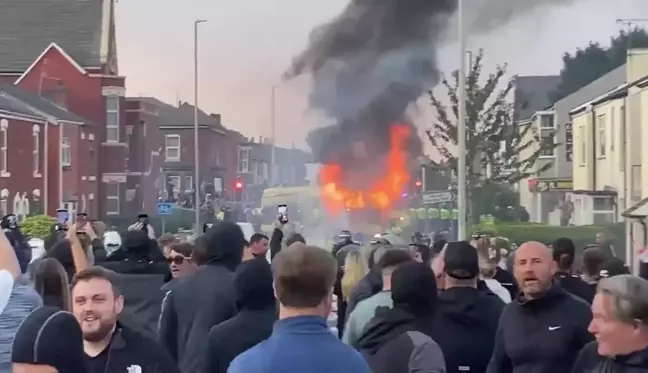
[21,215,56,239]
[427,50,557,222]
[551,28,648,101]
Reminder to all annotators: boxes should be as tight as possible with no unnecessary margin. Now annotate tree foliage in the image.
[21,215,56,239]
[551,27,648,101]
[427,49,557,193]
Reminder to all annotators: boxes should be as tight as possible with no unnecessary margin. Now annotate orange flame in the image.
[320,123,411,215]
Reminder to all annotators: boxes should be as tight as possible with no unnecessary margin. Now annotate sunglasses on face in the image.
[167,256,191,265]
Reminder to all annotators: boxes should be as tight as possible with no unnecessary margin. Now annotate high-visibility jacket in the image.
[451,208,459,220]
[427,208,440,219]
[440,208,451,220]
[416,208,427,220]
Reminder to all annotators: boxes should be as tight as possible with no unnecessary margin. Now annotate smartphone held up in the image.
[277,204,289,224]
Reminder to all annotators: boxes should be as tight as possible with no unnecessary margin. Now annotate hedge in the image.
[21,215,57,239]
[469,223,626,260]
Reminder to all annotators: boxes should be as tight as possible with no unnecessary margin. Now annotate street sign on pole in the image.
[157,203,173,215]
[422,191,455,205]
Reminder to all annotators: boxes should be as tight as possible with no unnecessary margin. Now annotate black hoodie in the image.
[432,287,505,373]
[205,257,277,373]
[357,262,445,373]
[159,221,245,373]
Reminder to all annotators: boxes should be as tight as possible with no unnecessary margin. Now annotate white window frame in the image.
[238,146,251,173]
[592,196,616,224]
[597,114,607,158]
[32,125,41,177]
[539,132,555,158]
[0,119,8,177]
[105,183,120,215]
[61,137,71,167]
[106,96,120,143]
[184,176,193,192]
[165,134,181,162]
[539,114,555,129]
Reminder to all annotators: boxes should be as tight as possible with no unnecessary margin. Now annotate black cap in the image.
[444,241,479,280]
[12,307,85,372]
[599,258,630,278]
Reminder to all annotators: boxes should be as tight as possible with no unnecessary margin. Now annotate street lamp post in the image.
[457,0,467,240]
[193,19,207,233]
[270,85,277,187]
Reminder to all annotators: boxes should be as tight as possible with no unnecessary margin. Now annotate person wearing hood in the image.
[343,249,412,348]
[572,275,648,373]
[357,262,445,373]
[204,256,276,373]
[159,221,245,373]
[431,241,504,373]
[96,229,170,340]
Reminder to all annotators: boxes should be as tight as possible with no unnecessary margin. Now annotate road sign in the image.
[157,203,173,215]
[422,191,455,205]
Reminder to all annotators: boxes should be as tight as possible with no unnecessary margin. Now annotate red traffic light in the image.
[415,180,422,188]
[235,181,243,189]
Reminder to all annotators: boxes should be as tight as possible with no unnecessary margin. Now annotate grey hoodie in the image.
[0,277,42,372]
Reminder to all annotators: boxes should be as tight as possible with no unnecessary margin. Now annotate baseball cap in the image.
[12,306,85,372]
[599,258,630,278]
[443,241,479,280]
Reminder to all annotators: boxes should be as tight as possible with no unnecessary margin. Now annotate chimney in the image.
[42,80,67,109]
[209,113,221,125]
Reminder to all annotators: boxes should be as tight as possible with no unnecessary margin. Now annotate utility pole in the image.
[270,85,277,187]
[457,0,467,240]
[193,19,207,233]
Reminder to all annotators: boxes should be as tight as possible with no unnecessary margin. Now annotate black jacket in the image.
[493,267,518,300]
[204,257,276,373]
[102,323,180,373]
[269,228,283,261]
[357,307,446,373]
[487,284,593,373]
[555,271,595,304]
[159,262,239,373]
[432,287,505,373]
[572,341,648,373]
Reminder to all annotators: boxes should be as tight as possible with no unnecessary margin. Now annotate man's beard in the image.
[83,318,116,342]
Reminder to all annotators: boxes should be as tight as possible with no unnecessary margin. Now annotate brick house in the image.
[0,0,157,219]
[142,98,229,204]
[0,84,89,218]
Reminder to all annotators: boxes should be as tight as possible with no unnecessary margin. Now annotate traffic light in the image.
[234,179,244,202]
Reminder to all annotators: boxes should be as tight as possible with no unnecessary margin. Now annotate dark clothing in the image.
[487,284,593,373]
[269,228,283,260]
[159,264,238,373]
[345,269,383,321]
[84,345,109,373]
[88,323,179,373]
[358,307,445,373]
[572,341,648,373]
[556,271,595,304]
[493,267,518,299]
[205,258,277,373]
[228,316,370,373]
[433,287,505,373]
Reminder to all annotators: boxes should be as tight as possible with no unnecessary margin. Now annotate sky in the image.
[115,0,647,151]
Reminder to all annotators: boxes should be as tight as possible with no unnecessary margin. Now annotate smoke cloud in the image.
[285,0,457,173]
[286,0,584,176]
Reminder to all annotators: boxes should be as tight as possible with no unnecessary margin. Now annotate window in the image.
[632,165,642,201]
[32,125,40,176]
[539,132,555,157]
[168,176,180,192]
[61,138,71,167]
[593,196,616,224]
[597,114,607,158]
[184,176,193,192]
[610,107,615,152]
[238,147,251,173]
[106,96,120,142]
[165,135,180,161]
[539,114,555,129]
[0,119,7,174]
[579,126,587,166]
[105,183,120,215]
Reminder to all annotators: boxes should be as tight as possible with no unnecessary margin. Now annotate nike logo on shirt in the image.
[548,326,561,331]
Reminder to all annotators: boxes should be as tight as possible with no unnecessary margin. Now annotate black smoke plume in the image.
[284,0,457,177]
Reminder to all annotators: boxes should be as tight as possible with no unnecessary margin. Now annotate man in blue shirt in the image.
[228,244,371,373]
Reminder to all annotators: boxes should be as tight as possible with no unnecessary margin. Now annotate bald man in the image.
[487,241,593,373]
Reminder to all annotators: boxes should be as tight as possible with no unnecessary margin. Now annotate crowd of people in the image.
[0,211,647,373]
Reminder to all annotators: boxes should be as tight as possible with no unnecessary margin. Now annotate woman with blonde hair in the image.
[341,250,368,301]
